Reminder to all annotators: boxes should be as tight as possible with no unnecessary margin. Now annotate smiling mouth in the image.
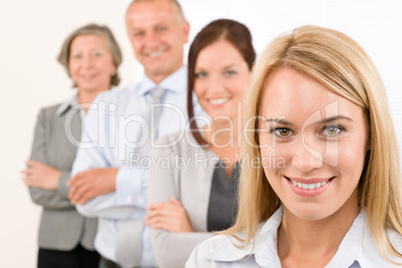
[208,98,229,105]
[286,177,334,190]
[80,74,96,80]
[147,49,166,58]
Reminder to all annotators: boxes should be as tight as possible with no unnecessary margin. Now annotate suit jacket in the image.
[147,131,217,268]
[28,100,97,251]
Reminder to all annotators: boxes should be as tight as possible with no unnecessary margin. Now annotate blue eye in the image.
[321,124,343,137]
[156,26,167,32]
[134,31,144,37]
[70,53,81,59]
[92,51,104,58]
[195,72,207,78]
[225,70,236,77]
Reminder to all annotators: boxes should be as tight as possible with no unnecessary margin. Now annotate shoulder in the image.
[41,102,62,113]
[388,228,402,260]
[187,234,259,268]
[36,103,64,121]
[155,130,188,145]
[94,84,137,102]
[84,84,139,121]
[187,234,236,266]
[187,213,282,268]
[358,216,402,266]
[154,130,210,155]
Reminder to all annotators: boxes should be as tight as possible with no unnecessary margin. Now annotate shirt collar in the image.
[55,93,80,117]
[137,66,187,96]
[205,207,283,266]
[328,211,364,267]
[206,207,365,267]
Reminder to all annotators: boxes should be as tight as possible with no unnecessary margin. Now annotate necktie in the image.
[148,87,166,140]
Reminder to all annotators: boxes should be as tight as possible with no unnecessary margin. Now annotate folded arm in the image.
[146,145,213,268]
[25,109,73,209]
[71,99,147,219]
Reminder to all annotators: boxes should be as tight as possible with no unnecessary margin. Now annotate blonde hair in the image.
[221,25,402,262]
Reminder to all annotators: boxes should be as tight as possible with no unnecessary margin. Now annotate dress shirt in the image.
[72,66,201,267]
[186,207,402,268]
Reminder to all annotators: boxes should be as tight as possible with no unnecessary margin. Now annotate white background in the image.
[1,0,401,266]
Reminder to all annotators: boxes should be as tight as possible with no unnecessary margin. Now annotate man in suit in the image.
[69,0,195,267]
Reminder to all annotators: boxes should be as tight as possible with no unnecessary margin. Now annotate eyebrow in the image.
[194,64,240,73]
[264,118,295,126]
[129,27,144,32]
[264,115,354,125]
[223,64,240,69]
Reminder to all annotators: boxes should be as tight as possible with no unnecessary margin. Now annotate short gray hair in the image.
[127,0,186,25]
[57,23,123,87]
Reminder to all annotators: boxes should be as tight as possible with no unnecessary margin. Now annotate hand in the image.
[22,160,61,190]
[67,168,118,205]
[145,197,193,233]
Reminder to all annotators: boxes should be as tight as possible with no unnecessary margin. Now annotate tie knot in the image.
[149,87,166,104]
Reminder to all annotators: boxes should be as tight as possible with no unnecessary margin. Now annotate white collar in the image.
[138,65,187,96]
[206,207,283,266]
[206,207,367,267]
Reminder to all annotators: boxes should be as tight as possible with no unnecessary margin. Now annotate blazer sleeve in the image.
[28,108,74,210]
[147,142,213,268]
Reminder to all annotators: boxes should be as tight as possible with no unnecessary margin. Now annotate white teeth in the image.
[147,49,165,58]
[290,179,330,190]
[209,98,229,105]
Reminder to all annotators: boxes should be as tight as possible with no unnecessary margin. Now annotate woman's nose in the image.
[207,76,226,94]
[290,136,324,173]
[82,56,94,69]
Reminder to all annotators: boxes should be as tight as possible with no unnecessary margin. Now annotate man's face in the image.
[126,0,189,83]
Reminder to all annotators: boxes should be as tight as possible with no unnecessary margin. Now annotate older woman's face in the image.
[194,40,252,122]
[69,34,115,92]
[259,67,369,221]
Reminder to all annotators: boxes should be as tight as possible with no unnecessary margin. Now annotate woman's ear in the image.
[111,67,117,76]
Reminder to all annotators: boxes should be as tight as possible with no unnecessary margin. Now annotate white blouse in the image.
[186,207,402,268]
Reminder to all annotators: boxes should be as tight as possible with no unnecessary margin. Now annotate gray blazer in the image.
[147,131,217,268]
[28,101,97,251]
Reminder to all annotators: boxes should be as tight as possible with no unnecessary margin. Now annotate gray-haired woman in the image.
[23,23,122,268]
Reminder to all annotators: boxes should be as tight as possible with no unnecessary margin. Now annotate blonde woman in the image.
[187,25,402,267]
